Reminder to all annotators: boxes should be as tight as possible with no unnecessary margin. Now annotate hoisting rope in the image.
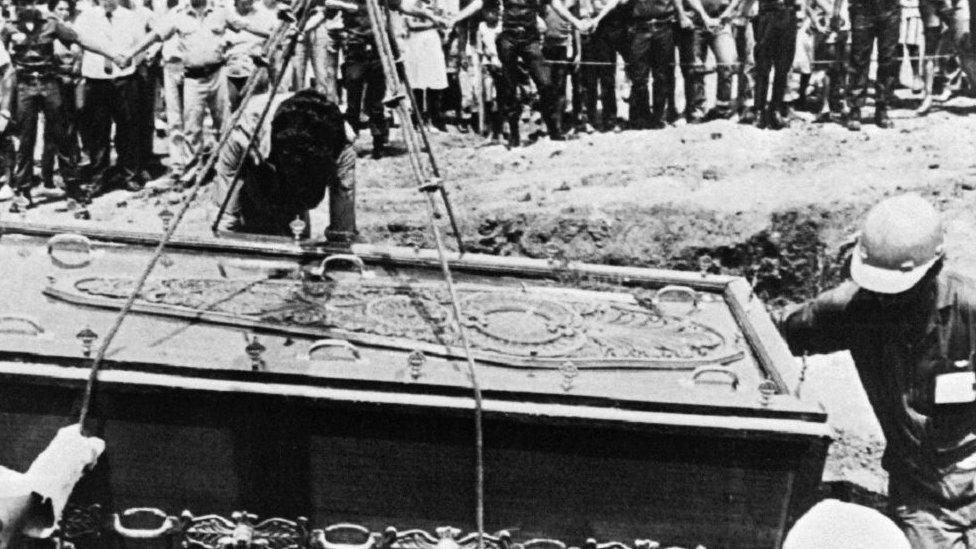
[74,1,485,544]
[360,0,485,545]
[77,0,317,431]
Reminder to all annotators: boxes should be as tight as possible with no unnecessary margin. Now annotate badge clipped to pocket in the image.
[934,357,976,405]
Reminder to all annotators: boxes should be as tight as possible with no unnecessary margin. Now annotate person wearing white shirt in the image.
[74,0,148,192]
[122,0,273,162]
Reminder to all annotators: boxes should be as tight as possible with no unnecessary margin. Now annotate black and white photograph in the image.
[0,0,974,545]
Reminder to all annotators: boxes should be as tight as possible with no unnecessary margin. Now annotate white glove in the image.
[23,424,105,534]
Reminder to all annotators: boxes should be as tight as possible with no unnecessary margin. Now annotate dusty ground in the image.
[12,92,976,508]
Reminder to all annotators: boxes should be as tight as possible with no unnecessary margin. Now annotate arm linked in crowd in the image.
[0,0,969,214]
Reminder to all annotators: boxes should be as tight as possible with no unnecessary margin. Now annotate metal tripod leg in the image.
[363,0,465,253]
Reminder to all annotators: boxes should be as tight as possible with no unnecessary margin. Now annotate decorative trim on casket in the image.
[42,506,705,549]
[43,277,743,370]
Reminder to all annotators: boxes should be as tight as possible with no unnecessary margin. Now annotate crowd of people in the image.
[0,0,971,215]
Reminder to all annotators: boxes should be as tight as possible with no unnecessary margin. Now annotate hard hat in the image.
[782,499,910,549]
[850,193,944,294]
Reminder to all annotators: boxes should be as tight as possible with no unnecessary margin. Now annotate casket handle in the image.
[691,366,739,391]
[46,233,93,269]
[0,315,44,336]
[652,285,700,316]
[308,339,362,361]
[111,508,178,539]
[319,254,366,277]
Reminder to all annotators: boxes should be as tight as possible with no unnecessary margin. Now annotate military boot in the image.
[875,108,893,129]
[846,108,862,131]
[507,115,521,148]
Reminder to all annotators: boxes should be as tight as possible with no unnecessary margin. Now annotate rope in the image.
[533,52,958,69]
[77,0,316,431]
[364,1,485,546]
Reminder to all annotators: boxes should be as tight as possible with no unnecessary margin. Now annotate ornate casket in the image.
[0,222,830,549]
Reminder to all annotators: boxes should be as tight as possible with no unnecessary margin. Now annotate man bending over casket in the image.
[211,89,358,244]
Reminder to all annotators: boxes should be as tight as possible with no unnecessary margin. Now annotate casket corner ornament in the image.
[43,277,743,371]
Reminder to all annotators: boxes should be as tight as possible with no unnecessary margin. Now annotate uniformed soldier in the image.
[739,0,803,129]
[915,0,974,115]
[840,0,899,129]
[447,0,588,146]
[578,0,627,132]
[0,424,105,549]
[588,0,680,129]
[779,194,976,548]
[1,1,126,215]
[333,0,446,157]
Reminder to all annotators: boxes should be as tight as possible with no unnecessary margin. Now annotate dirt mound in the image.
[371,203,864,303]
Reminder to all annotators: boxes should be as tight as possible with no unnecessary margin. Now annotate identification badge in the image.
[934,360,976,404]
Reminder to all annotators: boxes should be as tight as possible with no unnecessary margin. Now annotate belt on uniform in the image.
[16,70,55,81]
[630,17,676,28]
[184,62,224,79]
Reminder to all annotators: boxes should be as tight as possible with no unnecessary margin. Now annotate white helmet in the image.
[850,193,944,294]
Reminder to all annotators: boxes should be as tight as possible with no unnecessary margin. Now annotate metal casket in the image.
[0,222,830,549]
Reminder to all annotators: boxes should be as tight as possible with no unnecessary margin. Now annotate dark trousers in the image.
[134,62,161,172]
[14,78,79,194]
[848,8,900,112]
[495,30,560,135]
[753,8,798,113]
[821,32,850,111]
[677,26,705,118]
[627,20,677,126]
[40,78,79,188]
[342,48,388,144]
[542,41,571,135]
[412,88,444,127]
[81,75,139,186]
[582,19,628,126]
[733,22,756,109]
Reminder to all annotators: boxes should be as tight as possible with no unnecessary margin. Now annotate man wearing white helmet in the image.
[780,193,976,548]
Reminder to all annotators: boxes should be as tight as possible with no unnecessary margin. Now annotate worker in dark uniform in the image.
[1,2,125,215]
[340,0,393,158]
[680,0,738,122]
[0,424,105,549]
[841,0,898,129]
[333,0,446,157]
[446,0,588,146]
[779,194,976,548]
[588,0,680,129]
[739,0,802,129]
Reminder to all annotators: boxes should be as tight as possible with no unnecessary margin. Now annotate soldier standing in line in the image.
[444,0,589,146]
[838,0,899,129]
[578,0,628,132]
[588,0,682,129]
[738,0,804,129]
[2,0,127,214]
[325,0,448,157]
